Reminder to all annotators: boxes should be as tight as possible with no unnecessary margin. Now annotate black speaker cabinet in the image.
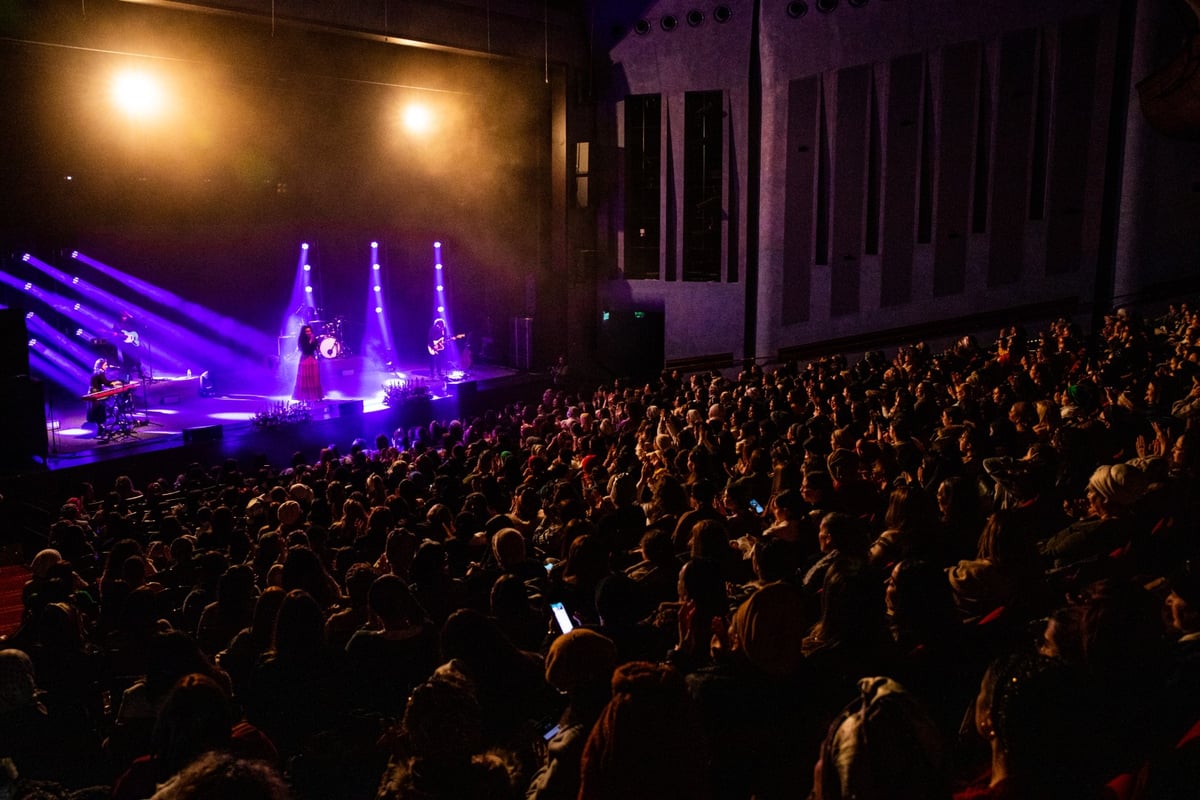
[0,308,30,379]
[183,424,223,444]
[597,309,665,381]
[0,376,47,470]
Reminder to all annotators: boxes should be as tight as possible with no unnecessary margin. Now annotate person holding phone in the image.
[528,630,617,800]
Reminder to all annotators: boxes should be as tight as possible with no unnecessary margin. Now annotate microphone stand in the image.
[138,338,161,428]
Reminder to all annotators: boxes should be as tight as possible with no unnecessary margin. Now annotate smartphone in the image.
[544,561,555,573]
[748,498,764,514]
[550,601,574,634]
[543,723,563,741]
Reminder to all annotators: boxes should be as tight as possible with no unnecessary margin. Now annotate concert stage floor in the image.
[32,356,539,476]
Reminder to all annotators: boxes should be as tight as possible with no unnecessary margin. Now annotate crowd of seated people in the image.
[3,303,1200,799]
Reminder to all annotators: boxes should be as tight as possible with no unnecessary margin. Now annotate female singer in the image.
[294,325,323,402]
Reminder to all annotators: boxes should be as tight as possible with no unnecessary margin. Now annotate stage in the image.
[25,354,543,476]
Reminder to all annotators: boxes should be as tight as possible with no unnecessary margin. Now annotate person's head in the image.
[884,485,936,532]
[491,528,527,570]
[677,557,727,622]
[300,325,312,337]
[0,648,36,714]
[976,511,1039,571]
[369,574,426,629]
[1085,463,1147,517]
[818,512,869,556]
[271,589,324,658]
[1167,561,1200,635]
[815,557,886,648]
[577,662,708,800]
[973,653,1099,796]
[813,676,948,800]
[729,581,806,678]
[545,628,617,697]
[885,559,957,633]
[151,673,235,776]
[148,751,290,800]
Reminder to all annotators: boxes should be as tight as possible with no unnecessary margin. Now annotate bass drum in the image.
[318,336,341,359]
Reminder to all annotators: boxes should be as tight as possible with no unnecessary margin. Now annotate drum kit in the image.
[305,315,349,359]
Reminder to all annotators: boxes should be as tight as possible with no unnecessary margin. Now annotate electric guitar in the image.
[428,333,466,356]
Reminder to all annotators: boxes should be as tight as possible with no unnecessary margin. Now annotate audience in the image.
[2,304,1200,798]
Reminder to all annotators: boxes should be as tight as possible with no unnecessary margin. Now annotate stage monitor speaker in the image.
[338,400,364,418]
[597,309,665,381]
[183,425,223,444]
[0,376,47,471]
[455,380,478,411]
[0,308,31,379]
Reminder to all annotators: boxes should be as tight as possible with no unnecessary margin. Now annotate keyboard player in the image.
[87,358,116,438]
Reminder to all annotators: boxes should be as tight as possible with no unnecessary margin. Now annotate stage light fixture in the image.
[816,0,838,11]
[373,263,380,271]
[302,243,309,250]
[23,282,32,290]
[371,241,378,249]
[434,241,441,248]
[72,277,80,284]
[714,5,732,22]
[375,306,383,314]
[437,305,444,313]
[437,285,444,292]
[71,251,79,258]
[22,254,30,262]
[305,286,313,294]
[634,19,651,35]
[661,15,678,31]
[403,103,434,135]
[787,1,809,17]
[303,264,311,272]
[687,10,704,26]
[374,285,381,292]
[112,69,166,119]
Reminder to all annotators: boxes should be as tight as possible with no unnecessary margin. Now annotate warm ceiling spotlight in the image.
[112,69,166,119]
[661,15,678,31]
[787,1,809,17]
[687,10,704,26]
[403,103,434,135]
[714,5,732,22]
[634,19,652,34]
[816,0,839,11]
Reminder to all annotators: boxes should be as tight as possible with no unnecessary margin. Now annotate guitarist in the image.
[111,311,143,380]
[428,318,448,379]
